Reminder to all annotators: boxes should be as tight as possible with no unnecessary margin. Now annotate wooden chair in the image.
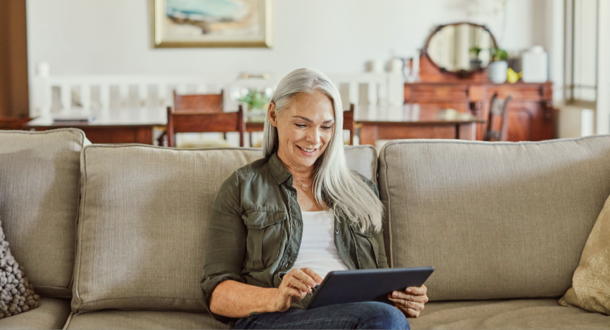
[343,103,355,145]
[166,91,245,147]
[484,93,512,142]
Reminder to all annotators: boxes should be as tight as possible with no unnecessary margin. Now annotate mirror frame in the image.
[421,22,498,79]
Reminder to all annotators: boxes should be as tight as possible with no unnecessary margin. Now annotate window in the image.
[564,0,599,105]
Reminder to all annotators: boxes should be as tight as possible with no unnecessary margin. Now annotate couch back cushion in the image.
[0,129,88,298]
[71,145,376,312]
[378,136,610,301]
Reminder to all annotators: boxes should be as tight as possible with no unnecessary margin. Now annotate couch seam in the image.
[62,312,74,330]
[37,285,72,290]
[78,143,375,152]
[0,128,84,136]
[66,130,86,297]
[381,134,610,148]
[370,146,378,186]
[80,296,202,303]
[82,144,262,152]
[73,146,90,310]
[380,143,394,268]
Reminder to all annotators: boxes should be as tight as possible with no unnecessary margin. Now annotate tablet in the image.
[305,266,434,309]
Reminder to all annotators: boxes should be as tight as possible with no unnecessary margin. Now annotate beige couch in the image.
[0,128,608,329]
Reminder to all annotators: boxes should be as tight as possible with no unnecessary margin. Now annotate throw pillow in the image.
[559,194,610,315]
[0,220,40,319]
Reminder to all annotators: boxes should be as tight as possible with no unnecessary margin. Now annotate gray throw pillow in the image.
[0,220,39,319]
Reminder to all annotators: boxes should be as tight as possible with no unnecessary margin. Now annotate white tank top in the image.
[290,208,349,279]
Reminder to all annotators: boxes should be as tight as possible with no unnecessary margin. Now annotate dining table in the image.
[353,103,484,145]
[245,103,484,146]
[24,108,167,144]
[24,104,484,146]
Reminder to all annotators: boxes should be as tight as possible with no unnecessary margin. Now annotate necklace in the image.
[293,180,312,190]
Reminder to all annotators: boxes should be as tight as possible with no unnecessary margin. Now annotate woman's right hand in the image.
[272,268,323,312]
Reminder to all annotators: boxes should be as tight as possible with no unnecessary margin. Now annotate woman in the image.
[201,68,428,329]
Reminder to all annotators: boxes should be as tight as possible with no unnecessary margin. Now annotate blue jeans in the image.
[234,301,409,329]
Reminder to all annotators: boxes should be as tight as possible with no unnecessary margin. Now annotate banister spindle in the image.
[60,84,71,113]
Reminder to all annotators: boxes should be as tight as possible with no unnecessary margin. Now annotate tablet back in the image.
[307,267,434,309]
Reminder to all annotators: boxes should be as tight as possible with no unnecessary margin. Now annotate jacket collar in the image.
[268,152,336,208]
[268,153,292,185]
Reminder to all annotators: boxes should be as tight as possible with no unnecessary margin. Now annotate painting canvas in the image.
[153,0,273,48]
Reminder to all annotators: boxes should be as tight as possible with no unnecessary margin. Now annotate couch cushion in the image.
[378,136,610,301]
[0,129,88,298]
[72,145,376,312]
[0,297,71,329]
[63,310,230,329]
[409,299,610,329]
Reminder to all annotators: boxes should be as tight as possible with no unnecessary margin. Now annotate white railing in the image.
[331,72,404,109]
[29,63,236,118]
[29,62,404,120]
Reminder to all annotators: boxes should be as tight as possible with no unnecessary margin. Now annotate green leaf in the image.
[490,47,508,62]
[237,90,270,111]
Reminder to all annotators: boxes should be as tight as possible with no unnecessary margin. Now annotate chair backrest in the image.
[484,93,512,141]
[173,90,224,113]
[343,103,355,145]
[167,90,245,147]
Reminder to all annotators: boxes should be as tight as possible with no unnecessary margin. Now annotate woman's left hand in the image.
[387,284,428,318]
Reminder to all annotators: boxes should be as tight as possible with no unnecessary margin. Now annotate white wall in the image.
[26,0,552,78]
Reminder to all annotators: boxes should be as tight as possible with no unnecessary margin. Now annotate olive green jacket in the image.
[201,153,388,322]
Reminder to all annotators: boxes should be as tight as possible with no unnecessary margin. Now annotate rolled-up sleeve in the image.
[201,171,246,321]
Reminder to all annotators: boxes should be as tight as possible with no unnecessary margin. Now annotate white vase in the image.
[522,46,548,83]
[488,61,508,84]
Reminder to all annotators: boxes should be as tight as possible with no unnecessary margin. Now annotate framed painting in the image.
[152,0,273,48]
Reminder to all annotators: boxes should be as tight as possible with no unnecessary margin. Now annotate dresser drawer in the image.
[405,85,469,102]
[486,85,545,101]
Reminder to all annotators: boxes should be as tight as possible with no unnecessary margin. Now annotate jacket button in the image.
[335,229,340,235]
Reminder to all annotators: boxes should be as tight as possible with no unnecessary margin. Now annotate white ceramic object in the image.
[386,58,403,74]
[522,45,548,83]
[365,60,384,73]
[488,61,508,84]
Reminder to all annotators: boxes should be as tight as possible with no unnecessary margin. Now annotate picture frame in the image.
[152,0,273,48]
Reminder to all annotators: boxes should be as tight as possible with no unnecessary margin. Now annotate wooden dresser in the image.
[404,80,554,141]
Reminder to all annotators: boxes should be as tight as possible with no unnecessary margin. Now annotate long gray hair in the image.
[263,68,383,233]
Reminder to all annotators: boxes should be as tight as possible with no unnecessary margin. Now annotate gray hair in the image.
[263,68,383,233]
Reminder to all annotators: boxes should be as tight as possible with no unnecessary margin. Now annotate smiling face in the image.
[268,90,335,173]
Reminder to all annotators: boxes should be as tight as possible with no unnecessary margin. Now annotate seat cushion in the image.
[0,297,71,329]
[63,310,230,329]
[409,299,610,329]
[378,136,610,301]
[0,129,88,298]
[72,145,376,312]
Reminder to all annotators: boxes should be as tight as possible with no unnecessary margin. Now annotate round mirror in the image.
[423,22,497,76]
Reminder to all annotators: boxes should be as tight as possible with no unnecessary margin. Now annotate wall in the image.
[26,0,552,79]
[0,0,28,117]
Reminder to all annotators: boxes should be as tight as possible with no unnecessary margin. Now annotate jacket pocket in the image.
[242,211,288,270]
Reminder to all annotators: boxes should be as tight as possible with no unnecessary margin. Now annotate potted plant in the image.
[469,46,483,70]
[488,47,509,83]
[238,90,270,122]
